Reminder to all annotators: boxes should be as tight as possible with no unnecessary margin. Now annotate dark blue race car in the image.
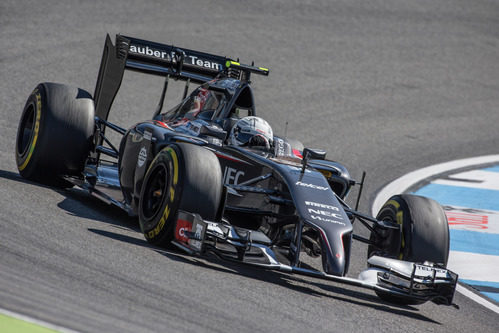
[15,34,458,307]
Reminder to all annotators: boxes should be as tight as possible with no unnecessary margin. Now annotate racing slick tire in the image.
[15,83,95,187]
[368,194,450,305]
[138,143,223,246]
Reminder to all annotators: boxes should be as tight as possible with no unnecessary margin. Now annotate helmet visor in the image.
[235,131,254,144]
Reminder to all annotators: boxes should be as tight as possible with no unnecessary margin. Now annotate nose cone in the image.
[317,225,353,276]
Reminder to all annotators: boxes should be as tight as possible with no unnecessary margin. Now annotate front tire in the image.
[138,143,223,246]
[369,194,449,304]
[15,83,95,187]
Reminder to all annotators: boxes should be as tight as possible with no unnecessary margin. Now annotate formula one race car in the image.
[15,34,458,307]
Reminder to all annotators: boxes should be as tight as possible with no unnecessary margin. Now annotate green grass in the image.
[0,313,60,333]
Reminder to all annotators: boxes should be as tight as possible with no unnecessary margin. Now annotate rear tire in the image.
[369,194,449,305]
[138,143,223,246]
[15,83,95,187]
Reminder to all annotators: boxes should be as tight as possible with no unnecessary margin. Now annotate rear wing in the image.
[93,34,268,122]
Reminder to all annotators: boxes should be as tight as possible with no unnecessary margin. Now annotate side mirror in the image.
[301,148,326,173]
[302,148,326,160]
[199,124,227,141]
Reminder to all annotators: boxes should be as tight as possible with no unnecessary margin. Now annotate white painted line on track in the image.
[456,284,499,314]
[433,169,499,191]
[372,154,499,216]
[0,307,79,333]
[448,251,499,283]
[372,154,499,314]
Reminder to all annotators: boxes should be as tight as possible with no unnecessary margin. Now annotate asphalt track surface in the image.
[1,0,499,332]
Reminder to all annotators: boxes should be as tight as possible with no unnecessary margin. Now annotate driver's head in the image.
[229,116,273,150]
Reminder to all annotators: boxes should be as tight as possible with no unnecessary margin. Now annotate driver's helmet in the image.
[229,116,273,150]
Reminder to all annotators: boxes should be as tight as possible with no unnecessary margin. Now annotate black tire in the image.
[138,143,223,246]
[15,83,95,187]
[369,194,449,304]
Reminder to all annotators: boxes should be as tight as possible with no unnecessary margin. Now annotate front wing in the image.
[171,211,458,307]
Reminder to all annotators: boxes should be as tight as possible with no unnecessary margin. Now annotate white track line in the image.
[0,307,79,333]
[372,155,499,216]
[456,285,499,314]
[371,154,499,314]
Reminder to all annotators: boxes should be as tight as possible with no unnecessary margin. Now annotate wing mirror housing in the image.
[302,148,326,160]
[199,124,227,141]
[301,148,326,173]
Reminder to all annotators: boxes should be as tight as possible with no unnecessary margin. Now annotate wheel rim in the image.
[17,103,35,157]
[142,164,169,220]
